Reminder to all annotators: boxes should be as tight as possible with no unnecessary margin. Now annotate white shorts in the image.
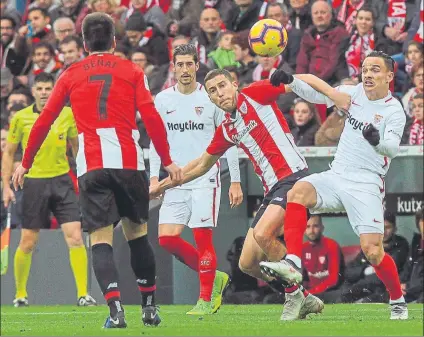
[159,187,221,228]
[300,169,385,236]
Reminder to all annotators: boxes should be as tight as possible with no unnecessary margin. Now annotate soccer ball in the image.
[248,19,288,57]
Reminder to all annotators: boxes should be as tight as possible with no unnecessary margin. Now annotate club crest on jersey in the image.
[319,256,326,264]
[58,133,64,140]
[374,114,383,125]
[239,101,248,115]
[195,107,204,116]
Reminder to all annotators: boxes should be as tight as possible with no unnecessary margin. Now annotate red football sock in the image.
[193,228,216,302]
[158,236,199,271]
[373,253,403,301]
[284,202,308,259]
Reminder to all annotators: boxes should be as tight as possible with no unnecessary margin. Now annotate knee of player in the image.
[287,182,311,204]
[19,235,38,253]
[252,227,270,245]
[361,242,383,265]
[64,231,84,247]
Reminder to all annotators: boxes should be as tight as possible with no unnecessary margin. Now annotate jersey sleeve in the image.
[148,96,165,179]
[7,113,23,144]
[22,74,70,169]
[66,109,78,139]
[323,85,357,108]
[375,107,406,159]
[206,124,235,156]
[241,80,286,105]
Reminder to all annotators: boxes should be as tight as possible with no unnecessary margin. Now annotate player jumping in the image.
[150,69,330,320]
[12,13,182,328]
[2,73,96,308]
[259,51,408,320]
[150,44,243,315]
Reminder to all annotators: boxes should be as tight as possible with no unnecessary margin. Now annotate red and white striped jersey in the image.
[207,80,307,194]
[22,54,172,177]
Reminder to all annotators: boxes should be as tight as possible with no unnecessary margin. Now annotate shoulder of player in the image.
[155,86,176,101]
[14,105,35,119]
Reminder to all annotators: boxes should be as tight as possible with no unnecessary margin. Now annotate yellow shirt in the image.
[7,104,78,178]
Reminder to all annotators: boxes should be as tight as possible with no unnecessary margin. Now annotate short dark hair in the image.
[415,207,423,230]
[384,210,396,226]
[59,35,83,49]
[204,69,233,89]
[357,6,376,21]
[9,88,33,103]
[34,72,55,86]
[0,15,17,29]
[82,13,115,52]
[366,51,395,72]
[413,93,424,100]
[114,42,130,58]
[28,7,50,18]
[32,41,55,56]
[406,40,424,55]
[231,31,254,56]
[173,44,198,64]
[266,2,289,15]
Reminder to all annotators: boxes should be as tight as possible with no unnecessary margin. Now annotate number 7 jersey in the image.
[21,53,172,177]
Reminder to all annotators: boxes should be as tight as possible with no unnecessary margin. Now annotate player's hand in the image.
[228,182,243,208]
[164,162,183,185]
[401,283,407,295]
[270,69,294,87]
[12,164,28,191]
[2,186,15,208]
[362,124,380,146]
[330,91,351,114]
[149,184,163,200]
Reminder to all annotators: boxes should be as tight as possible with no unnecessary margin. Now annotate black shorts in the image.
[22,174,80,230]
[251,170,308,229]
[78,169,149,233]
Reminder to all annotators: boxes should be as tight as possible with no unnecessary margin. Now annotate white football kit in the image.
[150,83,240,228]
[289,79,406,235]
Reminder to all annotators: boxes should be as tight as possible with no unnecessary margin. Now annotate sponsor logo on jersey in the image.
[231,120,258,144]
[58,133,64,140]
[195,106,204,116]
[308,270,329,279]
[167,121,205,132]
[347,112,368,131]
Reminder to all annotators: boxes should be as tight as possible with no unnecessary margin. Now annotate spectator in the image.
[207,31,239,69]
[402,64,423,116]
[114,42,130,59]
[29,0,59,11]
[57,35,84,76]
[291,98,321,146]
[130,49,149,71]
[125,11,169,65]
[226,0,266,32]
[1,15,29,76]
[402,0,423,52]
[407,93,423,145]
[334,0,376,35]
[1,128,6,153]
[6,102,26,126]
[288,0,312,30]
[315,107,346,146]
[53,17,76,43]
[18,8,56,47]
[266,2,302,70]
[0,0,21,28]
[342,211,410,303]
[302,215,345,303]
[296,0,350,85]
[400,207,423,303]
[405,40,423,75]
[0,67,27,117]
[122,0,167,33]
[191,8,224,65]
[252,54,292,81]
[166,0,203,35]
[231,30,256,87]
[223,65,239,84]
[345,7,381,79]
[49,0,88,28]
[27,42,63,87]
[204,0,236,25]
[6,87,33,112]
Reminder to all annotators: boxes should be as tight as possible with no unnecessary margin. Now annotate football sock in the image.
[284,202,308,267]
[128,235,156,307]
[92,243,123,317]
[158,235,199,271]
[267,279,286,294]
[14,247,32,299]
[193,228,216,302]
[373,253,404,302]
[69,245,88,298]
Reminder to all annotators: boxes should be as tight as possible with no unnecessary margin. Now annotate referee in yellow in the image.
[1,73,96,307]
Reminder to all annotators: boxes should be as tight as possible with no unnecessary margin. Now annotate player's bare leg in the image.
[121,219,161,326]
[360,233,408,320]
[61,221,96,306]
[90,225,126,328]
[13,229,39,307]
[260,182,317,284]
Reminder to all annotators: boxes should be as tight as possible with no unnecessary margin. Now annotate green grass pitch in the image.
[1,304,423,336]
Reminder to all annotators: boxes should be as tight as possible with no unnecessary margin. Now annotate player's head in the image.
[305,215,324,243]
[383,210,396,243]
[412,93,423,122]
[361,51,395,94]
[32,72,55,109]
[173,44,199,86]
[81,12,116,53]
[204,69,238,111]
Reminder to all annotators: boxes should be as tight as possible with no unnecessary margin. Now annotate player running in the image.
[150,44,243,315]
[2,72,96,308]
[12,13,182,328]
[259,51,409,320]
[150,69,330,320]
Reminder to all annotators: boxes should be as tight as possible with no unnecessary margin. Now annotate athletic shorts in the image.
[300,168,385,236]
[251,170,308,228]
[22,174,80,229]
[159,186,221,228]
[78,169,149,233]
